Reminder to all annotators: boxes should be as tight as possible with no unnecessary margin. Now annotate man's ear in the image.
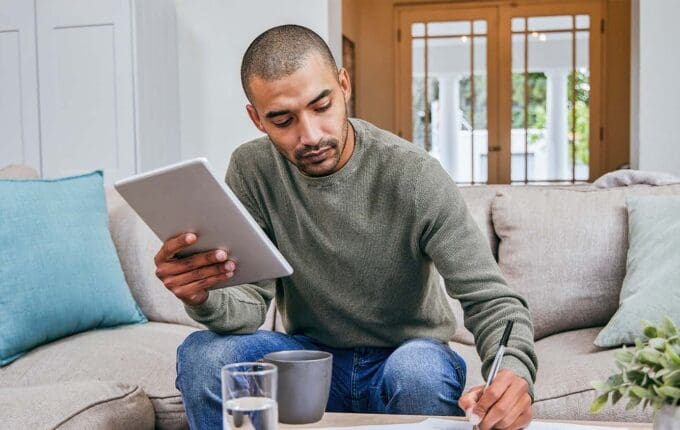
[246,104,266,134]
[338,67,352,104]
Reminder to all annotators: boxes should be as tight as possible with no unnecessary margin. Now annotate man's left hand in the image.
[457,369,533,430]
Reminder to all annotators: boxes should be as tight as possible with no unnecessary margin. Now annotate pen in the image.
[485,320,514,389]
[471,320,514,429]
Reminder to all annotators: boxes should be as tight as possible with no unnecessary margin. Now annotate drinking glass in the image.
[221,362,278,430]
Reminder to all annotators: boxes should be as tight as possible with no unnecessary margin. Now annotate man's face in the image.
[245,53,352,177]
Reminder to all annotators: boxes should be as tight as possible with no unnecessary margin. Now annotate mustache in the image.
[295,138,339,160]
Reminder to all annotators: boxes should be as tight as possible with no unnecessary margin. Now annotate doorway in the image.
[395,1,604,184]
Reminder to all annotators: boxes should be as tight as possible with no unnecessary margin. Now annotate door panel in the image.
[0,0,41,172]
[36,0,136,182]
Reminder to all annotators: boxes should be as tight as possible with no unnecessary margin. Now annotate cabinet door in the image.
[36,0,136,182]
[0,0,41,172]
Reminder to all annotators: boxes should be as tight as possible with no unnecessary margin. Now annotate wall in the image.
[349,0,631,176]
[631,0,680,175]
[174,0,341,175]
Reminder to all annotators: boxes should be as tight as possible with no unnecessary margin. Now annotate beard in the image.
[292,116,349,177]
[294,137,340,162]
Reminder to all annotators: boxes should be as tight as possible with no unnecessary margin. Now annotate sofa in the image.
[2,164,676,429]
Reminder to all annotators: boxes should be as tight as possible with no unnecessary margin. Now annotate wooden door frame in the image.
[394,0,605,184]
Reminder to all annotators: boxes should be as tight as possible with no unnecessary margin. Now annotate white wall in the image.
[631,0,680,175]
[175,0,342,177]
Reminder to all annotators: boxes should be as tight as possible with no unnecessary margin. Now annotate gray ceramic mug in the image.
[262,350,332,424]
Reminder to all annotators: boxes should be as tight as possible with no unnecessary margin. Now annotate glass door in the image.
[396,5,499,184]
[396,1,603,184]
[501,2,602,183]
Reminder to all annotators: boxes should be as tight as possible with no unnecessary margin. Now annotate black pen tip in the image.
[500,320,514,346]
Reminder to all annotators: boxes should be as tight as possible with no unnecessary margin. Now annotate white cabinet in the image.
[1,0,180,184]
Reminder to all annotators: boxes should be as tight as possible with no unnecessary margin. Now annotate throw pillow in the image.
[594,195,680,347]
[0,171,147,366]
[491,184,680,340]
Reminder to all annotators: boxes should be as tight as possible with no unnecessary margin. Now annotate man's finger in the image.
[156,249,231,278]
[501,407,533,430]
[458,386,483,415]
[472,370,514,420]
[154,233,197,265]
[169,270,234,300]
[480,378,530,430]
[494,394,532,430]
[163,260,235,288]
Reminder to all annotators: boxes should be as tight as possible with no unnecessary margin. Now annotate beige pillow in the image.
[0,164,39,179]
[492,184,680,340]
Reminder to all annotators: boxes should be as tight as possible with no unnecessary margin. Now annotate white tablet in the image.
[114,158,293,290]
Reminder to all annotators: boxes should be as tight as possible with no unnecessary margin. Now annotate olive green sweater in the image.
[185,118,537,395]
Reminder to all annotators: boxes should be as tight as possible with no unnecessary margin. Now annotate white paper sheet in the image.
[315,418,628,430]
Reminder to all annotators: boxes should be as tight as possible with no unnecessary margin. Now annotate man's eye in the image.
[274,118,293,128]
[315,103,331,112]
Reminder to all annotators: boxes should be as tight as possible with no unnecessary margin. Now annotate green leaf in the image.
[642,398,650,411]
[643,323,658,339]
[625,395,642,411]
[591,393,609,414]
[615,349,634,364]
[612,389,623,405]
[630,386,653,399]
[650,338,667,351]
[664,369,680,385]
[607,374,624,387]
[663,317,678,336]
[656,368,671,378]
[627,370,646,385]
[640,349,662,365]
[657,386,680,399]
[667,343,680,366]
[591,381,610,392]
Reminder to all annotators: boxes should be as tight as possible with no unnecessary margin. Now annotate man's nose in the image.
[297,114,323,146]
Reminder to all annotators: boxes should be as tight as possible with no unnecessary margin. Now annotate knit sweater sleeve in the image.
[183,157,276,334]
[414,157,538,399]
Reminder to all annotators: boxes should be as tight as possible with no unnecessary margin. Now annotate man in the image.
[156,25,537,429]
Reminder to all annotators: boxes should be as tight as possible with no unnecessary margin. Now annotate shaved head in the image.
[241,24,338,102]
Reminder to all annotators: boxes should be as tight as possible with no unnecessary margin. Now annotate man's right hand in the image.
[154,233,237,306]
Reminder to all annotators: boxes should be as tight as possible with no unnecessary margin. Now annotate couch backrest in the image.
[105,177,680,342]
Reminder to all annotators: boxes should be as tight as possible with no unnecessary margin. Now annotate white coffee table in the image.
[280,413,653,429]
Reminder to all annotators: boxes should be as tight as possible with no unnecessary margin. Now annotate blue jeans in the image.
[176,330,467,429]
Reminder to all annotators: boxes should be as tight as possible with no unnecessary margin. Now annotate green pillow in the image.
[0,171,147,366]
[595,195,680,347]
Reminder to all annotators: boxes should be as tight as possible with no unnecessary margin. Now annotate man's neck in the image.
[333,120,356,173]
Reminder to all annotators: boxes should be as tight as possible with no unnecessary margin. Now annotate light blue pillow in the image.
[0,171,147,366]
[595,195,680,347]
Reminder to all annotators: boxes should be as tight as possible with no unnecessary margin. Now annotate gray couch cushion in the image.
[492,184,680,340]
[0,381,154,429]
[0,322,197,430]
[106,187,277,331]
[452,327,652,422]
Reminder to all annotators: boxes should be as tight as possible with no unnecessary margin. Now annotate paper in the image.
[315,418,628,430]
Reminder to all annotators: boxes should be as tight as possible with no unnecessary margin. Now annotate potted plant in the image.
[591,317,680,430]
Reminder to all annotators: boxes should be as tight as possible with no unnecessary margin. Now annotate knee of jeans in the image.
[383,339,466,393]
[176,330,261,388]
